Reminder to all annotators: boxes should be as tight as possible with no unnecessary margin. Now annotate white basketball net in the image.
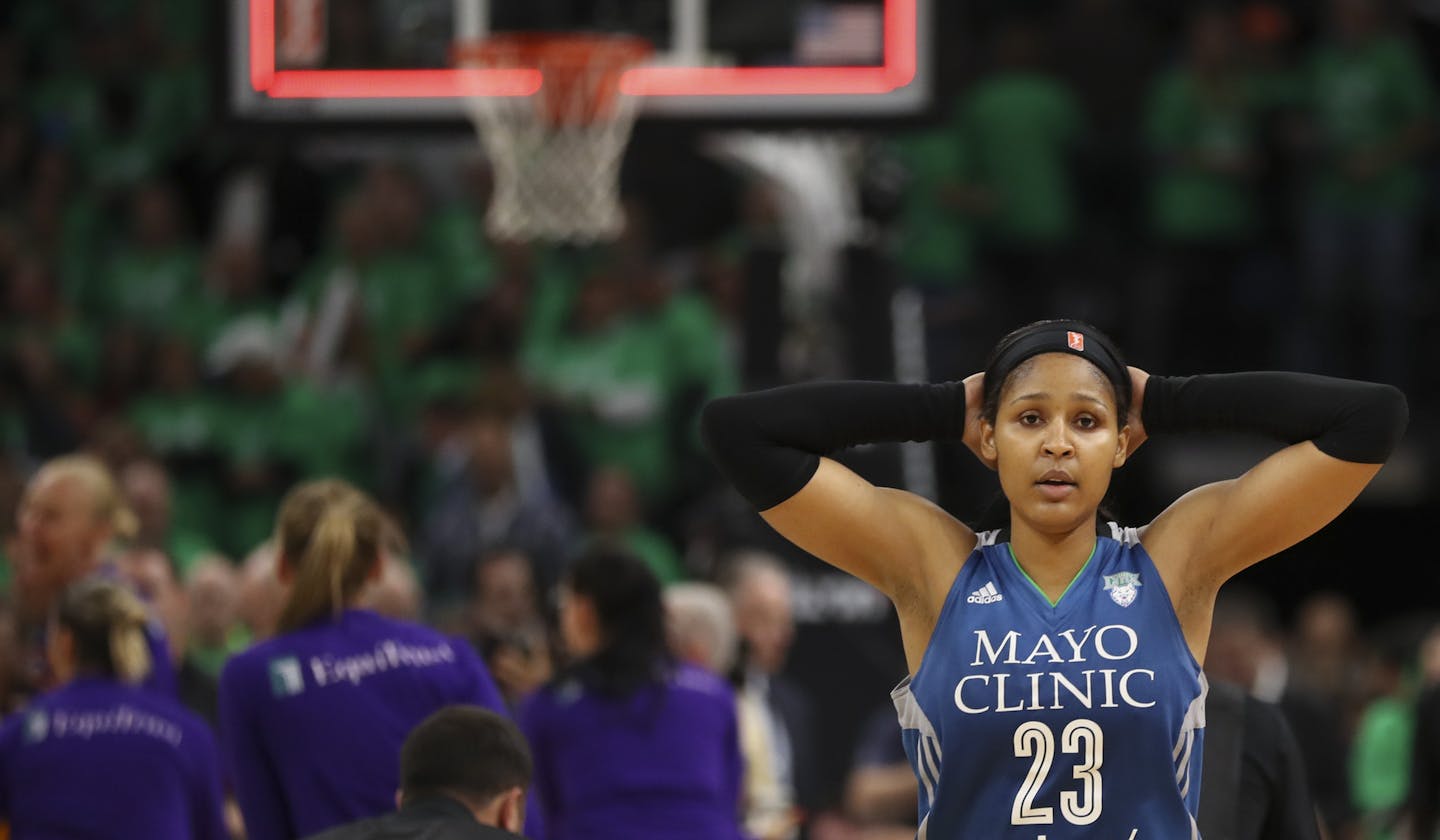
[459,36,650,243]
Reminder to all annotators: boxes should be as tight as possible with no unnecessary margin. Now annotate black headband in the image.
[986,324,1129,402]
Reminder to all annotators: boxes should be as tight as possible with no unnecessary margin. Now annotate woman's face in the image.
[558,587,601,660]
[982,353,1129,535]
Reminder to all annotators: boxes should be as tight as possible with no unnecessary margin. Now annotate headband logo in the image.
[1067,331,1085,351]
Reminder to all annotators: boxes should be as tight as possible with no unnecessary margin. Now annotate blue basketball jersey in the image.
[893,524,1207,839]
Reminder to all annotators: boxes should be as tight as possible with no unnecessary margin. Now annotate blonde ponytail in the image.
[275,480,387,633]
[56,579,154,684]
[108,595,153,684]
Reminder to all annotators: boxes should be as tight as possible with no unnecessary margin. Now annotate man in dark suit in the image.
[1206,585,1354,838]
[725,550,820,840]
[1198,678,1323,840]
[1405,673,1440,838]
[304,705,533,840]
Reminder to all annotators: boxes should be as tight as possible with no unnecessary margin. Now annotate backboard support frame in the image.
[230,0,931,123]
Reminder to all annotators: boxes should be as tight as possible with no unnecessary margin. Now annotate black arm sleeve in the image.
[1141,372,1408,464]
[699,381,965,511]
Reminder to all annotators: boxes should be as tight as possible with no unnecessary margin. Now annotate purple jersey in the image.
[519,662,744,840]
[0,677,227,840]
[218,609,529,840]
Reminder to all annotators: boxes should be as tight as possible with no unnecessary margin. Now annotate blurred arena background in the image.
[2,0,1440,837]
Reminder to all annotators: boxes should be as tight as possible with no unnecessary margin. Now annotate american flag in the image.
[795,3,885,66]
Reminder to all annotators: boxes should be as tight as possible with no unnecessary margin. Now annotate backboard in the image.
[229,0,933,122]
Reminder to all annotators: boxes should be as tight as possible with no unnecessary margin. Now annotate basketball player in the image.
[13,455,178,699]
[0,579,227,840]
[700,318,1407,837]
[519,548,745,840]
[217,479,538,840]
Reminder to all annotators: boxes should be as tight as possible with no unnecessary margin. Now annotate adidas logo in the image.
[967,581,1003,605]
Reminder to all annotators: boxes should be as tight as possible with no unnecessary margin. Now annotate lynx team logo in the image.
[1103,572,1141,607]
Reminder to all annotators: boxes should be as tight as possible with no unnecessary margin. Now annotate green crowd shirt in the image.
[1144,67,1265,242]
[1307,35,1436,212]
[958,71,1084,245]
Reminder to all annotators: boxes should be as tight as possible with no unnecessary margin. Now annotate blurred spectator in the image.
[521,256,696,512]
[1289,590,1367,730]
[1349,615,1431,839]
[183,556,248,682]
[217,478,527,840]
[842,703,918,840]
[235,540,288,643]
[119,456,215,577]
[1405,633,1440,838]
[288,189,385,387]
[82,414,148,475]
[468,548,554,710]
[205,317,300,558]
[304,706,533,840]
[94,178,204,329]
[1291,0,1435,394]
[1052,0,1162,260]
[4,330,81,464]
[424,154,501,302]
[0,578,227,840]
[2,251,99,395]
[1138,3,1271,373]
[17,146,104,311]
[416,399,578,617]
[519,548,744,840]
[206,316,364,557]
[360,551,424,623]
[417,260,534,374]
[957,14,1086,329]
[383,363,538,536]
[878,120,988,384]
[125,331,225,544]
[2,253,91,458]
[89,322,153,423]
[582,465,684,585]
[117,545,219,726]
[664,581,738,677]
[624,257,740,530]
[1196,677,1322,840]
[291,161,452,404]
[724,550,818,840]
[192,234,282,351]
[1208,584,1357,838]
[24,21,152,190]
[11,454,177,698]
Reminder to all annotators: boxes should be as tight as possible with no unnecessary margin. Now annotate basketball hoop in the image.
[454,34,653,243]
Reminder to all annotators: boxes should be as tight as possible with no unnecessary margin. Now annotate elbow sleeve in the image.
[1142,373,1409,464]
[700,380,966,510]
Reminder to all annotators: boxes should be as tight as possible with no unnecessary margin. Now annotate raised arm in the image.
[1136,371,1408,590]
[699,379,978,606]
